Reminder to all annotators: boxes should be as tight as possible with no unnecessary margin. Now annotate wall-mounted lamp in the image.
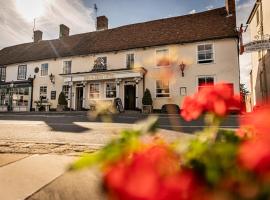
[179,62,186,77]
[10,81,14,88]
[49,73,55,84]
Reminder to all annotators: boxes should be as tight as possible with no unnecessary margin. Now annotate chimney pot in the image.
[97,16,108,31]
[226,0,235,15]
[33,30,42,42]
[59,24,70,38]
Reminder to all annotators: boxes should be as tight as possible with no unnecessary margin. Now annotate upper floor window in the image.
[197,44,214,64]
[198,76,214,90]
[17,65,27,80]
[0,67,6,82]
[106,82,116,98]
[63,61,72,74]
[89,83,100,99]
[156,49,170,66]
[126,54,135,69]
[156,80,170,97]
[41,63,48,76]
[39,86,47,100]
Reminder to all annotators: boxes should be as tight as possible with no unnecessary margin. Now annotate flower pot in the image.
[142,105,153,114]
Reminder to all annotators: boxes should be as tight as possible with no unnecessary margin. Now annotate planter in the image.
[142,105,153,114]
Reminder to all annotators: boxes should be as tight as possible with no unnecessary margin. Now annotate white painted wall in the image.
[4,38,240,110]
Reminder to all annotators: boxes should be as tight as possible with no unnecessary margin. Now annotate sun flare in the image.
[15,0,47,22]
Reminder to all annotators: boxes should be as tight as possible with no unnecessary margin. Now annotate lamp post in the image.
[179,62,186,77]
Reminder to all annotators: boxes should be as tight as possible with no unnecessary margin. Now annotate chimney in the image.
[33,30,42,42]
[96,16,108,31]
[59,24,70,38]
[226,0,236,15]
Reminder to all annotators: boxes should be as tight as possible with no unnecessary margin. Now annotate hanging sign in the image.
[244,40,270,52]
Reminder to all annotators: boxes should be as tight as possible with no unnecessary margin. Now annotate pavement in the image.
[0,111,240,200]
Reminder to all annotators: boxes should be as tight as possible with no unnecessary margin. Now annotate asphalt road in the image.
[0,111,240,134]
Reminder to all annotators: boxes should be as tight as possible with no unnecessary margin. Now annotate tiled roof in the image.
[0,7,237,66]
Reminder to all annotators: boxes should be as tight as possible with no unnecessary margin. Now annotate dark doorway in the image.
[76,87,84,111]
[124,85,136,110]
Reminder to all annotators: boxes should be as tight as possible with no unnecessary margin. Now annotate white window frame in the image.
[17,65,27,80]
[156,80,170,98]
[105,82,117,99]
[126,53,135,69]
[89,83,100,99]
[62,85,69,99]
[197,43,214,64]
[63,60,72,74]
[40,63,49,77]
[39,85,48,99]
[197,75,216,91]
[0,67,6,82]
[156,48,170,67]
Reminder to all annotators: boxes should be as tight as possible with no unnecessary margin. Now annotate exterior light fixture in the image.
[49,73,55,84]
[179,62,186,77]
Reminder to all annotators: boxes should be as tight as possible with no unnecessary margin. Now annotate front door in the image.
[124,85,136,110]
[76,87,84,111]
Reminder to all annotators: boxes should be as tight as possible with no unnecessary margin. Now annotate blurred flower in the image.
[239,105,270,141]
[181,83,240,121]
[238,139,270,178]
[104,143,205,200]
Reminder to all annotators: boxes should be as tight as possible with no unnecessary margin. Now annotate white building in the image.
[0,0,240,112]
[246,0,270,108]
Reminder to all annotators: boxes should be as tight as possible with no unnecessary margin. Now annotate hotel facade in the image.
[0,0,240,112]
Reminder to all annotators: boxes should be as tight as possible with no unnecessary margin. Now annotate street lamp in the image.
[179,62,186,77]
[49,73,55,84]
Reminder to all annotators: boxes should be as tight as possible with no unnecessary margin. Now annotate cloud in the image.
[0,0,95,49]
[206,5,214,10]
[189,9,196,14]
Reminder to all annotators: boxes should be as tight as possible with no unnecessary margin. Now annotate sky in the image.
[0,0,256,88]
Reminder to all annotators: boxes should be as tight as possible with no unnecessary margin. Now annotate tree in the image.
[58,92,68,106]
[142,89,153,106]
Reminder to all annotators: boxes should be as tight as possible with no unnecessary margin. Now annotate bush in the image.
[58,92,67,106]
[142,89,153,106]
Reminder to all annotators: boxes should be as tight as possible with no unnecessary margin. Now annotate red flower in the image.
[240,105,270,141]
[238,139,270,178]
[104,144,205,200]
[181,83,240,121]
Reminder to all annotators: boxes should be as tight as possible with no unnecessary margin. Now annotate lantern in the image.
[179,62,186,77]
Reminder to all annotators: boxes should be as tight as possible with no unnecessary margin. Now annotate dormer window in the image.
[0,67,6,82]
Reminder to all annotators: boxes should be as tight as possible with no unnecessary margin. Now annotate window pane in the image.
[156,80,170,97]
[106,83,116,98]
[198,45,205,51]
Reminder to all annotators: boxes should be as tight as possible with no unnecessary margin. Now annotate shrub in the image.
[58,92,67,106]
[142,88,153,106]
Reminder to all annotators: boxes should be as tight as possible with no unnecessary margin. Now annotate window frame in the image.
[155,80,170,98]
[156,49,170,67]
[17,65,27,80]
[40,63,49,77]
[105,82,117,99]
[197,43,214,64]
[0,66,6,82]
[63,60,72,74]
[126,53,135,69]
[89,83,100,99]
[197,76,215,91]
[62,85,69,99]
[39,85,48,100]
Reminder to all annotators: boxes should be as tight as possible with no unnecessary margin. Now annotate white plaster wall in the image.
[4,38,239,110]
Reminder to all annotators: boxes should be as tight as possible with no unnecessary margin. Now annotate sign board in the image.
[86,74,115,81]
[114,98,124,113]
[51,91,56,100]
[244,40,270,53]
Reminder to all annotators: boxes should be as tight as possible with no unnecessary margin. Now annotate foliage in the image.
[58,91,67,106]
[70,83,270,200]
[142,88,153,106]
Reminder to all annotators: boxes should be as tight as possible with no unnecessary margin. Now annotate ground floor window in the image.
[62,85,69,99]
[106,82,116,98]
[156,80,170,97]
[89,83,100,99]
[198,76,214,90]
[0,87,30,107]
[40,86,47,100]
